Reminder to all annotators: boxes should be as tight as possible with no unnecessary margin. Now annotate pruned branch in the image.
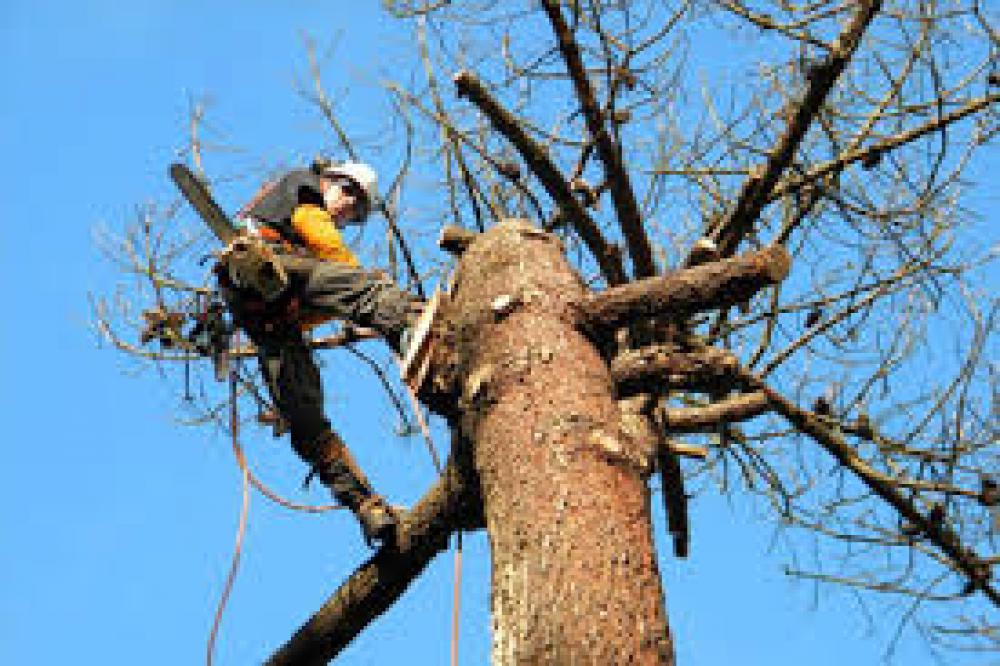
[580,245,791,334]
[453,69,627,285]
[612,345,739,396]
[438,225,479,256]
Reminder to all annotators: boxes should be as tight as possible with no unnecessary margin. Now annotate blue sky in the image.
[0,2,992,665]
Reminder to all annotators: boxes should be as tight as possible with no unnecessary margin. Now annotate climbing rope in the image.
[206,359,251,666]
[206,337,344,666]
[399,376,461,665]
[205,338,460,663]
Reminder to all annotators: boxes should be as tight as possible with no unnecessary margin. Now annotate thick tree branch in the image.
[612,345,739,396]
[453,70,627,285]
[540,0,656,278]
[266,443,483,665]
[738,369,1000,607]
[580,245,791,334]
[710,0,883,257]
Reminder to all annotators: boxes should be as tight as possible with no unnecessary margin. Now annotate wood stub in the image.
[611,345,739,396]
[580,245,791,334]
[438,225,479,256]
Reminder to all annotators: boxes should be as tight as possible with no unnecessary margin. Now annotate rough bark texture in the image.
[445,220,673,664]
[611,345,739,396]
[580,245,790,334]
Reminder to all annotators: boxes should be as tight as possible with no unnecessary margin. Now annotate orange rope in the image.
[247,468,342,513]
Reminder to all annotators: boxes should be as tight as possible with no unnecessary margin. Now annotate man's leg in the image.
[297,260,422,354]
[248,319,399,544]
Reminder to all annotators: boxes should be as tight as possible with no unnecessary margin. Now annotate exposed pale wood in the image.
[438,225,479,256]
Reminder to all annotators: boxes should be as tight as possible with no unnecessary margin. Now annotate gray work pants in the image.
[223,254,420,459]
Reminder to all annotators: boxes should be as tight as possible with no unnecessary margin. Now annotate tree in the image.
[95,1,999,663]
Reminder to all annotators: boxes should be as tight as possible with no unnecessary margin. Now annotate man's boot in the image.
[314,432,399,546]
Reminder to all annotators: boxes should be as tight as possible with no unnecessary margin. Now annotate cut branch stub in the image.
[612,345,739,397]
[580,245,791,335]
[438,225,479,256]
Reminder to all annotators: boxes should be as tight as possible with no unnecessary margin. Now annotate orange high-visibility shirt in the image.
[290,204,359,266]
[289,204,360,330]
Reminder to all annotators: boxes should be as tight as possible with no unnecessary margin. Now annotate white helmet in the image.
[323,162,378,223]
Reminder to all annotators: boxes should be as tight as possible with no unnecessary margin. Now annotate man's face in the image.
[321,176,365,224]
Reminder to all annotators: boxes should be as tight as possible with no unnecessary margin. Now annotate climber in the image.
[218,159,423,545]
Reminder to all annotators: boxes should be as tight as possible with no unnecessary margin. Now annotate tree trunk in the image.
[442,220,673,664]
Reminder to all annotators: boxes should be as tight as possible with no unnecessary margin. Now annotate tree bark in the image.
[444,219,673,664]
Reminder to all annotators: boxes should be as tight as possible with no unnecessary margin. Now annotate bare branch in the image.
[540,0,656,278]
[659,392,771,432]
[710,0,884,256]
[453,69,627,285]
[739,368,1000,607]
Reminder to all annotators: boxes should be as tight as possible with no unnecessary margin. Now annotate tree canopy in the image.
[96,1,999,662]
